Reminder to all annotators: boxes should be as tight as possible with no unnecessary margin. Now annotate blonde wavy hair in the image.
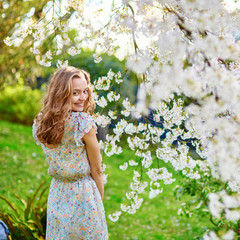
[36,66,95,145]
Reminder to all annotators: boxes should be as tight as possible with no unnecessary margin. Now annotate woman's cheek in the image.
[72,96,78,102]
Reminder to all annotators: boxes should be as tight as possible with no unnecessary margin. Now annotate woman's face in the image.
[71,77,89,112]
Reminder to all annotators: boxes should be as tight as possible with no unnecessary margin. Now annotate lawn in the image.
[0,120,211,239]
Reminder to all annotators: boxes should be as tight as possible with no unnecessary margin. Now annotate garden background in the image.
[1,0,240,239]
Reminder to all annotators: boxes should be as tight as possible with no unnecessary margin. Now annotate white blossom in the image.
[96,96,108,108]
[149,188,163,199]
[126,191,136,200]
[222,230,235,240]
[107,91,120,102]
[95,76,111,90]
[125,123,137,135]
[92,92,99,101]
[103,174,108,184]
[126,52,152,74]
[208,193,225,219]
[30,47,40,54]
[203,231,220,240]
[108,110,117,120]
[68,47,81,56]
[129,159,138,166]
[225,209,240,222]
[93,115,111,128]
[39,58,51,67]
[107,69,115,80]
[3,36,13,46]
[119,162,128,171]
[57,60,68,68]
[120,195,144,214]
[108,211,122,222]
[32,31,44,41]
[113,119,128,135]
[93,54,102,63]
[141,151,152,168]
[44,50,52,60]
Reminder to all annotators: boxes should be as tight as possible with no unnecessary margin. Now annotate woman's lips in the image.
[75,103,84,107]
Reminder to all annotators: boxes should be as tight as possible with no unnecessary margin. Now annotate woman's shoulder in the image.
[32,112,43,145]
[70,111,96,130]
[32,112,42,129]
[70,111,93,122]
[32,112,42,125]
[69,111,96,130]
[68,112,97,146]
[70,111,89,117]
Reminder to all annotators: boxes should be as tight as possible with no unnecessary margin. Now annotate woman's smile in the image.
[75,102,84,106]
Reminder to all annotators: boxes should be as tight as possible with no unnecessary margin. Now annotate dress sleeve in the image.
[32,118,42,146]
[74,112,98,146]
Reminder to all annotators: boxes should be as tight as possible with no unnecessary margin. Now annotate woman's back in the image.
[33,112,97,181]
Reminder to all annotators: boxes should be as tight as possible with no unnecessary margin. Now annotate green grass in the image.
[0,120,210,239]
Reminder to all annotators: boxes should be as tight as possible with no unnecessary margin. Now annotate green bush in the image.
[0,181,48,240]
[0,85,43,125]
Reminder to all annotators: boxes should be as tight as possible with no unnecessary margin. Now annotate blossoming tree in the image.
[5,0,240,238]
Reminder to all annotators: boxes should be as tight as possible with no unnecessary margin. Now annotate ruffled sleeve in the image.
[72,112,98,147]
[32,118,41,146]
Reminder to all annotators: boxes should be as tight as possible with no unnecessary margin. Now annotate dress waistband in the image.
[51,173,91,183]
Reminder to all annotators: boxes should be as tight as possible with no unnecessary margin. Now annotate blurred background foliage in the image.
[0,48,136,125]
[0,0,138,125]
[0,0,49,88]
[0,85,42,125]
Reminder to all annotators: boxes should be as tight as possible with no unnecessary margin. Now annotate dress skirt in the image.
[46,176,108,240]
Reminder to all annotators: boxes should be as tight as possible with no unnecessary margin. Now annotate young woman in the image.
[32,66,108,239]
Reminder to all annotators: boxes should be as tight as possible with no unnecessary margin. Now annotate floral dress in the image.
[32,112,108,240]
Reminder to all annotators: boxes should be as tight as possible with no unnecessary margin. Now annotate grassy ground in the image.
[0,120,210,239]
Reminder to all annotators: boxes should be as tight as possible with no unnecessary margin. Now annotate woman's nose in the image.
[79,93,87,100]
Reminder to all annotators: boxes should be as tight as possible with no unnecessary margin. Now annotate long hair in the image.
[36,66,96,145]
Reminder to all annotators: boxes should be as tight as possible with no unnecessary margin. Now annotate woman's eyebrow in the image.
[73,87,88,91]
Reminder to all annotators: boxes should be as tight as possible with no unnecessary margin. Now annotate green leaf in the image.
[0,196,20,218]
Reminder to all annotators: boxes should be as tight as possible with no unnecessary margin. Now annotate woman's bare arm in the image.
[82,127,104,200]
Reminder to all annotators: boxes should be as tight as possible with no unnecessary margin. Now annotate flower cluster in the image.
[209,191,240,222]
[90,3,240,238]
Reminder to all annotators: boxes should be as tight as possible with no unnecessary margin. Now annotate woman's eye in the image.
[73,92,78,95]
[83,90,88,94]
